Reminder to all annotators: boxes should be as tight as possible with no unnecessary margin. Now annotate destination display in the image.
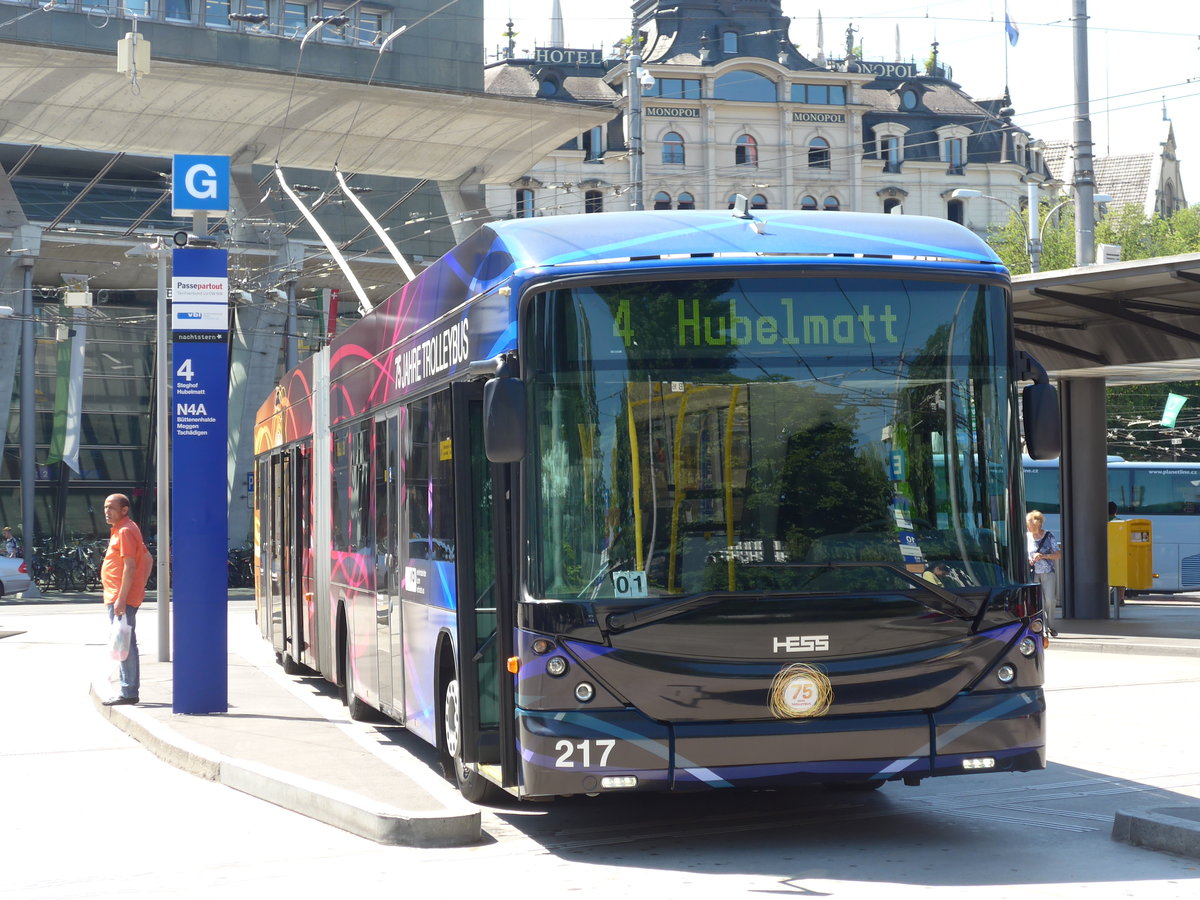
[611,296,901,350]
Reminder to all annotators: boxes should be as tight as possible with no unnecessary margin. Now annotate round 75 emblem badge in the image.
[770,663,833,719]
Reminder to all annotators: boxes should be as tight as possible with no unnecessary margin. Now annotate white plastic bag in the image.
[109,614,131,661]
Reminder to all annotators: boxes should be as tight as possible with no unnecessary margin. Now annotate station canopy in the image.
[1013,252,1200,385]
[0,43,614,184]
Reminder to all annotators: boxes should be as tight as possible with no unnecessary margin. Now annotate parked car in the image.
[0,555,31,597]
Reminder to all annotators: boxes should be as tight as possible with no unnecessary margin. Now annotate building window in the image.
[516,188,535,218]
[645,78,702,100]
[751,194,768,209]
[662,132,685,165]
[944,137,964,174]
[791,84,846,105]
[947,198,965,224]
[800,195,818,210]
[723,31,738,54]
[282,1,308,36]
[237,0,268,22]
[900,89,918,110]
[585,190,603,214]
[735,134,758,167]
[359,10,384,44]
[583,125,605,162]
[654,192,672,210]
[808,137,830,169]
[881,135,902,172]
[883,198,901,214]
[677,192,695,210]
[165,0,195,20]
[714,71,776,102]
[321,3,351,40]
[205,0,232,26]
[823,196,840,211]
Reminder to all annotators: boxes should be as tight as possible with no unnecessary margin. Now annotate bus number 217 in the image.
[555,739,616,768]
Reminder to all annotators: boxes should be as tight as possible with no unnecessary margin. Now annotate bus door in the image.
[451,381,517,787]
[375,412,402,716]
[267,451,289,657]
[289,445,311,669]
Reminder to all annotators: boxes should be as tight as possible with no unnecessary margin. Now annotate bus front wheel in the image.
[443,677,504,805]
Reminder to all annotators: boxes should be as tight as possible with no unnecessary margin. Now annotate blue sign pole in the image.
[171,247,229,713]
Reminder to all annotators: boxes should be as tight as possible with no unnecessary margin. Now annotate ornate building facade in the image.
[484,0,1049,230]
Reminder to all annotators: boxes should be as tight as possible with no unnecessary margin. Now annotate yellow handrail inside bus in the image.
[724,385,740,591]
[626,390,644,570]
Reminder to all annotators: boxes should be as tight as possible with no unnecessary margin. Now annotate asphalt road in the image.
[2,597,1198,899]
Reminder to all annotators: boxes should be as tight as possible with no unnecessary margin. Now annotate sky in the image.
[484,1,1200,167]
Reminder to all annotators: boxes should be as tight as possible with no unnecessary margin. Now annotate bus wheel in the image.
[345,655,380,722]
[443,677,504,805]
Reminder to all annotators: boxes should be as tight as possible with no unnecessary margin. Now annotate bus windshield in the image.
[526,275,1020,600]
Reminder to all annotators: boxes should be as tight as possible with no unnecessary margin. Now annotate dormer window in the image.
[723,31,738,54]
[872,123,909,174]
[900,89,918,110]
[937,124,971,175]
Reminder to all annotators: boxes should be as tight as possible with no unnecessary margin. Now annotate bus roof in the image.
[484,209,1003,272]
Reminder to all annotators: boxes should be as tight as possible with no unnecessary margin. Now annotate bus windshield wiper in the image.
[605,591,736,633]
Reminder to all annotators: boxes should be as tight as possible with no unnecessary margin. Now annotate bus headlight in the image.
[1019,637,1038,657]
[574,682,595,703]
[546,656,569,677]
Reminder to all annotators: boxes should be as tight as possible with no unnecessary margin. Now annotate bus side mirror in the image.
[484,376,527,463]
[1023,382,1061,460]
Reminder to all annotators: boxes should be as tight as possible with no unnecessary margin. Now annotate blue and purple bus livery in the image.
[254,207,1061,802]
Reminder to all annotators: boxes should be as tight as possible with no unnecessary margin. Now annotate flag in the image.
[1005,12,1020,47]
[44,308,87,474]
[1161,392,1188,428]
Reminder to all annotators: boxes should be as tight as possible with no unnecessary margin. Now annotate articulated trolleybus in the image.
[254,208,1061,803]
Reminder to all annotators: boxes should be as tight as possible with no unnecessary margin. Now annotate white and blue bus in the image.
[255,208,1059,803]
[1024,457,1200,593]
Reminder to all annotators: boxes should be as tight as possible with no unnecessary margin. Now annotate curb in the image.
[1112,806,1200,860]
[1049,638,1199,658]
[90,681,481,847]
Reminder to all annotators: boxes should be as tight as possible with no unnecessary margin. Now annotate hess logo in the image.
[773,635,830,654]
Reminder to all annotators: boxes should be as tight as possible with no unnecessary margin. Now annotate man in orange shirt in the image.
[101,493,146,706]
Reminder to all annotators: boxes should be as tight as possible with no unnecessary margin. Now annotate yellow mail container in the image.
[1108,518,1152,590]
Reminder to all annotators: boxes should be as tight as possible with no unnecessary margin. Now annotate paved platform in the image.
[82,596,1200,852]
[90,645,482,847]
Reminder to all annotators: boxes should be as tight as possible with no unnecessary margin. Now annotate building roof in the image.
[483,62,619,104]
[1044,141,1155,209]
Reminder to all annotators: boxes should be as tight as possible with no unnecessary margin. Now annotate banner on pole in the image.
[1161,392,1188,428]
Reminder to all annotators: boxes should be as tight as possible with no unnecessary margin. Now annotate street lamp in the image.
[950,188,1112,272]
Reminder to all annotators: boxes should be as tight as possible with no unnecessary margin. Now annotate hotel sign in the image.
[535,47,606,65]
[646,106,701,118]
[856,61,920,79]
[793,112,846,124]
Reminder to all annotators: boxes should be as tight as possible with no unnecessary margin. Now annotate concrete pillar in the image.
[438,172,490,244]
[1058,376,1110,619]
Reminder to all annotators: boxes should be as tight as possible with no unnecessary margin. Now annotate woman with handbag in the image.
[1026,510,1062,637]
